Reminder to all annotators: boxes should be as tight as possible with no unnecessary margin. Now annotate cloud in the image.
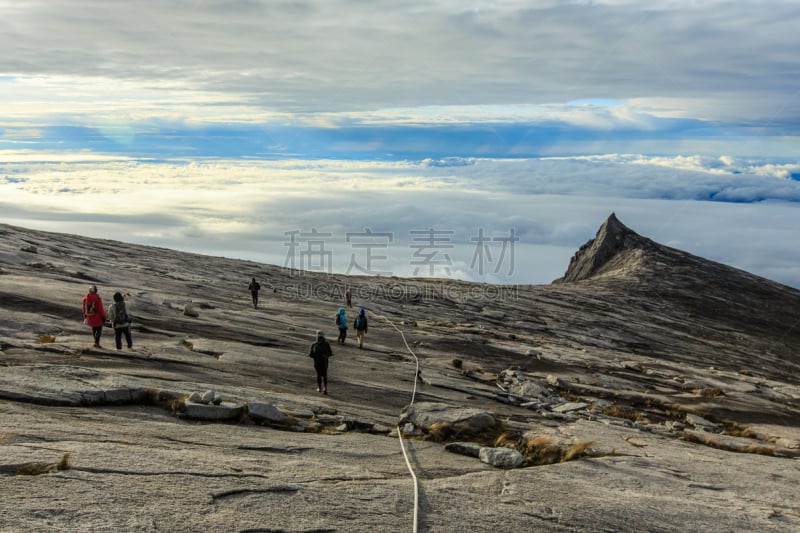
[0,1,799,129]
[2,154,800,288]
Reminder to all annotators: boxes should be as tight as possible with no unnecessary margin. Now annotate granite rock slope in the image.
[1,217,798,532]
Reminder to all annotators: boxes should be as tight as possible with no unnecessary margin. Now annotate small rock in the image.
[201,390,215,404]
[551,402,589,414]
[479,447,525,468]
[525,349,542,358]
[188,391,202,403]
[402,423,423,436]
[546,375,574,391]
[685,414,720,432]
[444,442,482,458]
[20,244,38,253]
[664,421,686,432]
[183,303,200,317]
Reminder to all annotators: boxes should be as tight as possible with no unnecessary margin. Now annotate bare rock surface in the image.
[1,216,799,532]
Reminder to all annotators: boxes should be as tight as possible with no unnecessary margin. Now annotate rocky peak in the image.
[555,213,657,283]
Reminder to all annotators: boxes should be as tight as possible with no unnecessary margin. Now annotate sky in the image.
[1,1,800,288]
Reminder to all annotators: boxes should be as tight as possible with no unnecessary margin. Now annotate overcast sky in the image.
[1,1,799,287]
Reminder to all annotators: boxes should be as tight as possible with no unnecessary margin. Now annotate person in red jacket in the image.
[82,285,107,348]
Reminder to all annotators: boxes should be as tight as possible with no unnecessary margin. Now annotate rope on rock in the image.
[376,312,420,533]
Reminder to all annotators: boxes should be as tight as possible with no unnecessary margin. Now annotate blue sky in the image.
[1,1,800,287]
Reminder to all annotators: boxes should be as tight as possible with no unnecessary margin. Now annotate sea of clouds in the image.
[2,152,799,288]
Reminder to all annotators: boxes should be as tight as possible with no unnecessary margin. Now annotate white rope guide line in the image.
[375,312,421,533]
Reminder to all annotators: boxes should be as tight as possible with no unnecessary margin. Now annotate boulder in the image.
[248,402,288,424]
[183,400,242,421]
[399,402,498,434]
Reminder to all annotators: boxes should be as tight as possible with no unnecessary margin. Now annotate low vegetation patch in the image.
[517,436,595,466]
[696,387,725,398]
[422,421,595,467]
[602,405,642,422]
[683,431,779,457]
[425,420,504,446]
[37,334,57,344]
[13,452,72,476]
[451,358,463,369]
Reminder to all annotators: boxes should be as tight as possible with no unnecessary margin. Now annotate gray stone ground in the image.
[1,219,799,532]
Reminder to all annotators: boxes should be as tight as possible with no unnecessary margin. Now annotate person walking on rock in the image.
[82,284,107,348]
[354,307,368,349]
[248,277,261,309]
[345,287,352,308]
[336,307,348,344]
[108,292,133,350]
[309,330,333,394]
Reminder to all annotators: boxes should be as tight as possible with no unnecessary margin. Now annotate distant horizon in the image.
[5,203,800,293]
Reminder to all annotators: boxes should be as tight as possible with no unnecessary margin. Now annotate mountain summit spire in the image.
[555,213,656,283]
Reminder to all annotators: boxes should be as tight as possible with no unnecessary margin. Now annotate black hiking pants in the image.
[114,326,133,350]
[315,362,328,390]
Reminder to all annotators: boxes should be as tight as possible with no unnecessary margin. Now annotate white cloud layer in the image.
[2,153,800,288]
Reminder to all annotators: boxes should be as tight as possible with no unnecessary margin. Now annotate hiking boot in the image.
[316,387,321,393]
[323,388,328,395]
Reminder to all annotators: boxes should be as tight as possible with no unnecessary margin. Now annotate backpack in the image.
[85,301,97,316]
[113,302,129,326]
[355,316,365,330]
[335,314,341,326]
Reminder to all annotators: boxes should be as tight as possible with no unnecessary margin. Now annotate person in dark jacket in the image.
[354,307,368,349]
[82,285,107,348]
[309,330,333,394]
[248,277,261,308]
[107,292,133,350]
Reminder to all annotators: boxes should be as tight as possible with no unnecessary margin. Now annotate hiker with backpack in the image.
[248,277,261,309]
[354,307,368,349]
[309,330,333,394]
[81,285,108,349]
[335,307,348,344]
[108,292,133,350]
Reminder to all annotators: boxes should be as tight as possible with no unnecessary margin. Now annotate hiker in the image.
[345,287,352,308]
[336,307,348,344]
[107,292,133,350]
[309,330,333,394]
[82,285,107,348]
[248,277,261,308]
[354,307,368,349]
